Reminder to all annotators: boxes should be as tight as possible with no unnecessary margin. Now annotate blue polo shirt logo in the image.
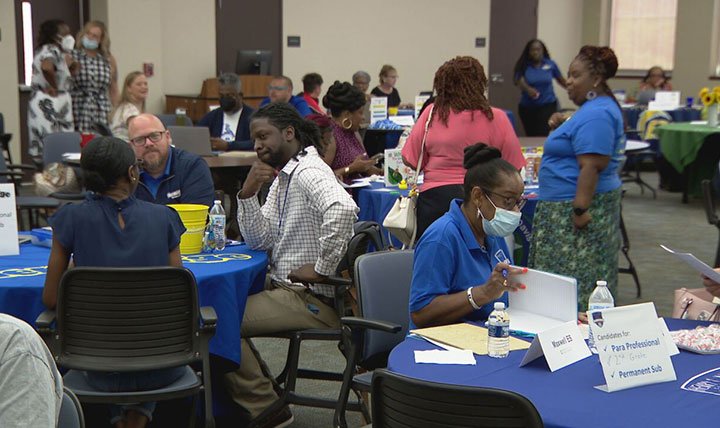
[494,249,510,265]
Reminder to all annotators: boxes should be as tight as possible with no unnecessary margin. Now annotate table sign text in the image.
[370,97,388,124]
[593,302,676,392]
[519,321,591,372]
[0,183,19,256]
[415,95,430,119]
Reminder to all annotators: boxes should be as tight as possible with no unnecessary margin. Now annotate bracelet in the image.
[467,287,482,310]
[344,166,350,176]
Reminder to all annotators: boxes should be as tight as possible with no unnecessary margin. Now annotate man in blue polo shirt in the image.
[128,113,214,207]
[259,76,312,117]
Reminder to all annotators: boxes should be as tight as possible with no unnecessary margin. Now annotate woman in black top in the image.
[370,64,401,108]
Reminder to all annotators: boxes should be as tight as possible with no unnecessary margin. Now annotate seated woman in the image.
[109,71,148,141]
[639,66,672,92]
[307,113,337,166]
[409,143,527,329]
[42,136,187,428]
[322,81,382,180]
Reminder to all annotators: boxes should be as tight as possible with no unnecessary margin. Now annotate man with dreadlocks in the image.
[226,102,358,427]
[402,56,526,239]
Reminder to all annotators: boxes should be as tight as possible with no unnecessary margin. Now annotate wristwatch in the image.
[573,207,588,216]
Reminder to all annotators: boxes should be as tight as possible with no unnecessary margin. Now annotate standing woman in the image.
[513,39,567,136]
[370,64,402,109]
[529,46,625,311]
[110,71,148,142]
[71,21,118,133]
[402,56,526,239]
[27,20,78,165]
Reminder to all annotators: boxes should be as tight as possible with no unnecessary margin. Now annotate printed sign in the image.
[0,184,19,256]
[520,321,591,372]
[370,97,388,124]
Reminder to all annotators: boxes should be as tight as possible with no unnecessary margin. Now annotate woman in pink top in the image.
[402,56,525,238]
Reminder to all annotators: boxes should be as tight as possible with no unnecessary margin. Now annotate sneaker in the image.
[253,405,294,428]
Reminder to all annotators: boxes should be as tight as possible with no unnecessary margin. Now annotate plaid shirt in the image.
[237,146,358,296]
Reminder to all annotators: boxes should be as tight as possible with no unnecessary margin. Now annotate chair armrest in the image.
[35,310,56,333]
[199,306,217,329]
[7,163,37,171]
[341,316,401,334]
[0,171,24,179]
[49,191,87,201]
[319,276,352,287]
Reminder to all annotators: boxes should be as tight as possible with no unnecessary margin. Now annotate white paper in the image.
[657,318,680,356]
[340,180,371,189]
[414,349,476,365]
[653,91,681,108]
[507,268,577,334]
[690,121,708,125]
[0,184,19,256]
[660,244,720,283]
[519,321,591,372]
[389,115,415,127]
[62,152,81,161]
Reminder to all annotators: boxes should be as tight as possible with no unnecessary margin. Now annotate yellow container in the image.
[168,204,209,255]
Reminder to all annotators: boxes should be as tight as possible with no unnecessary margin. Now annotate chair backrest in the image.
[42,132,82,166]
[158,113,193,127]
[702,179,719,226]
[354,250,413,360]
[58,387,85,428]
[637,110,672,142]
[51,267,202,372]
[371,369,544,428]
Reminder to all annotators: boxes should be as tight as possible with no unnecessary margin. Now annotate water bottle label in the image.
[588,304,613,311]
[488,324,509,338]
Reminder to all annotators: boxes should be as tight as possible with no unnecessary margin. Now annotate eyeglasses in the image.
[482,188,526,210]
[268,85,288,91]
[129,131,165,147]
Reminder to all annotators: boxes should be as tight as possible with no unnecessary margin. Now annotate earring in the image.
[586,90,597,100]
[341,117,352,129]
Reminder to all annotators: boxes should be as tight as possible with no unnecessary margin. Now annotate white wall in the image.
[104,0,216,114]
[538,0,584,109]
[0,0,21,163]
[282,0,491,104]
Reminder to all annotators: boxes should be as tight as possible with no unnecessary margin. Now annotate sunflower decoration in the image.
[699,86,720,107]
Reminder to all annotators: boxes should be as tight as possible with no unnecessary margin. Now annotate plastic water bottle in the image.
[209,200,226,251]
[587,280,614,353]
[488,302,510,358]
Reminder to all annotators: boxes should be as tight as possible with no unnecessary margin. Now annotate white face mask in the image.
[61,35,75,52]
[478,194,521,237]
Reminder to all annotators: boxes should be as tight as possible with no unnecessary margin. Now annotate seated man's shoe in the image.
[252,405,293,428]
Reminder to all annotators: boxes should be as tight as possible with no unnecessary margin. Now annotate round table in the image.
[388,318,720,428]
[0,243,267,366]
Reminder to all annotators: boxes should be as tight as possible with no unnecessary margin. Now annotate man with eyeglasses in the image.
[259,76,312,117]
[127,113,214,207]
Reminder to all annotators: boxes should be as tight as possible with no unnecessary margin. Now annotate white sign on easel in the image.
[370,97,388,124]
[0,183,19,256]
[519,321,591,372]
[649,91,681,110]
[414,95,430,119]
[592,302,676,392]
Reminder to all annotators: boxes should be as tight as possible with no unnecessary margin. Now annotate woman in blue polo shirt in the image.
[42,136,186,428]
[513,39,567,136]
[409,143,527,329]
[529,46,625,312]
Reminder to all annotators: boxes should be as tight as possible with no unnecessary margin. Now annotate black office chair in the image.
[0,153,60,229]
[334,250,414,428]
[701,179,720,267]
[371,369,544,428]
[251,222,386,425]
[0,112,14,166]
[58,387,85,428]
[36,267,217,428]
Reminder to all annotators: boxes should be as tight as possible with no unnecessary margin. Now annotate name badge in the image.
[167,189,181,199]
[519,321,590,372]
[542,64,551,70]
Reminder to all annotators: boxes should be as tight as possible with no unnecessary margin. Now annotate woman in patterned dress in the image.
[71,21,118,132]
[27,20,78,165]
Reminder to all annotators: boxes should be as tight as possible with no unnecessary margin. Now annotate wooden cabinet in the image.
[165,75,275,123]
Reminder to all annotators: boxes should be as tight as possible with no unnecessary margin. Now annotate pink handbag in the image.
[672,288,720,321]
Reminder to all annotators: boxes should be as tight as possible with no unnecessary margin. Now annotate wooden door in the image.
[488,0,538,136]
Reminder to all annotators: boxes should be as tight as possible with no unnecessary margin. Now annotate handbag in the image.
[383,106,434,248]
[34,162,80,197]
[672,287,720,321]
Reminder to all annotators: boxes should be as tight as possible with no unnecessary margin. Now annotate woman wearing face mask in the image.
[27,19,79,165]
[71,20,118,133]
[197,72,255,151]
[529,46,624,311]
[43,137,186,428]
[409,143,527,329]
[109,71,148,142]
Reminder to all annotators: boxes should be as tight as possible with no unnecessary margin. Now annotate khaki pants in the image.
[224,282,340,418]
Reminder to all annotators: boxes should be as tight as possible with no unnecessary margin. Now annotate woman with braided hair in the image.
[529,45,625,310]
[322,81,382,180]
[402,56,525,239]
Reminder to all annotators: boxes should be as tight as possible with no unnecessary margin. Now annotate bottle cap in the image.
[596,280,607,286]
[214,200,221,204]
[494,302,505,310]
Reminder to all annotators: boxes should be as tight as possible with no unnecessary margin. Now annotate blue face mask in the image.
[82,36,99,50]
[479,194,521,237]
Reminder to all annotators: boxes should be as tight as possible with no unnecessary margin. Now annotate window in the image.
[609,0,678,71]
[713,0,720,76]
[22,1,34,86]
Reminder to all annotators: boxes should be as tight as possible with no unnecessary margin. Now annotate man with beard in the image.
[226,102,357,427]
[198,72,255,152]
[128,113,214,207]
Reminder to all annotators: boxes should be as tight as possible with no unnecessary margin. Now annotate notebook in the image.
[167,126,214,157]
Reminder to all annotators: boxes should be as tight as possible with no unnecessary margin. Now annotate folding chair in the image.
[58,387,85,428]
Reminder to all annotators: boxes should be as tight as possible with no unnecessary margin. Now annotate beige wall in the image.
[282,0,491,105]
[104,0,216,114]
[0,0,21,163]
[538,0,584,109]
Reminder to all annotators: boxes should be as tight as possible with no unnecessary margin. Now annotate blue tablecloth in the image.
[388,318,719,428]
[623,106,701,130]
[0,243,267,366]
[354,181,538,265]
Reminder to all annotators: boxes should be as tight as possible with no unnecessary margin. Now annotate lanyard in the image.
[277,165,298,237]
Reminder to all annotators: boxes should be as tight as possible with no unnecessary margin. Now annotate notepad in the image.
[506,268,578,335]
[410,323,530,355]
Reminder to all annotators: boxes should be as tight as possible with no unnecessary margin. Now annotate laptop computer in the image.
[167,126,216,157]
[636,89,656,105]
